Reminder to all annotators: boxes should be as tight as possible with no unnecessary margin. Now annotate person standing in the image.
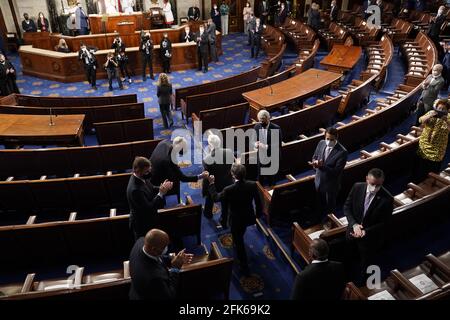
[75,1,90,35]
[104,52,123,91]
[196,24,209,73]
[127,157,173,240]
[140,32,154,81]
[78,44,97,90]
[413,99,450,182]
[111,36,126,55]
[415,64,445,125]
[427,6,446,50]
[344,168,394,278]
[162,0,174,27]
[243,2,253,36]
[310,127,348,223]
[307,3,321,31]
[259,0,269,25]
[160,33,172,74]
[247,13,256,45]
[220,0,230,36]
[0,54,20,96]
[291,239,346,300]
[442,42,450,90]
[330,0,339,22]
[277,2,287,26]
[129,229,193,300]
[207,19,218,63]
[250,18,263,59]
[211,3,222,33]
[208,164,262,275]
[156,73,174,129]
[117,49,132,84]
[22,13,37,33]
[202,134,234,223]
[37,12,50,32]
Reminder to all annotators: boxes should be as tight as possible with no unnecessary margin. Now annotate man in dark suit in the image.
[22,13,37,32]
[150,137,208,201]
[208,164,262,274]
[291,239,346,300]
[0,54,20,96]
[180,25,195,43]
[250,18,263,59]
[311,127,348,223]
[344,168,394,276]
[140,32,154,81]
[78,43,98,90]
[196,24,209,73]
[127,157,173,240]
[202,134,234,223]
[416,64,445,124]
[253,109,282,186]
[427,6,446,46]
[259,0,270,25]
[129,229,193,300]
[330,0,339,22]
[207,19,218,62]
[188,2,201,21]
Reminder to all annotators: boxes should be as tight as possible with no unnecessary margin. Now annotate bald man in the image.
[129,229,193,300]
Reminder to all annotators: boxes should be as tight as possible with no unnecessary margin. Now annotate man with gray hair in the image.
[253,109,282,185]
[202,134,235,223]
[290,239,346,300]
[416,64,445,125]
[150,137,209,202]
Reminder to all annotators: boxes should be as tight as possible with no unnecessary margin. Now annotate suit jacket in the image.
[290,261,346,300]
[0,61,20,95]
[140,39,153,56]
[202,147,234,196]
[420,75,445,109]
[188,6,200,20]
[259,1,269,15]
[127,175,165,239]
[160,38,172,60]
[149,139,198,186]
[254,122,282,159]
[252,24,264,43]
[75,7,89,29]
[180,30,194,42]
[22,19,37,32]
[344,182,394,244]
[428,14,446,39]
[209,180,262,230]
[330,6,339,22]
[307,9,321,29]
[196,31,210,54]
[129,237,178,300]
[207,23,217,43]
[78,49,98,68]
[278,8,287,25]
[312,140,348,193]
[157,83,172,105]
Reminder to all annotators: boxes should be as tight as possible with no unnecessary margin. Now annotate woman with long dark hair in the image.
[156,73,174,129]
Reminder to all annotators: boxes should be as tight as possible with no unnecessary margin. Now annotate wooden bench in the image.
[192,102,249,133]
[94,118,154,145]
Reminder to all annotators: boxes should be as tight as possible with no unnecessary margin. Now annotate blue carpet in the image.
[3,34,449,298]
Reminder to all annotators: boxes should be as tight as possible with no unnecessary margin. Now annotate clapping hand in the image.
[159,179,173,195]
[171,248,194,269]
[351,224,366,238]
[207,175,215,184]
[199,171,209,179]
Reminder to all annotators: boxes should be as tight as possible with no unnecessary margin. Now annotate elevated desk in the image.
[0,114,85,147]
[242,68,342,119]
[320,45,362,74]
[89,13,144,34]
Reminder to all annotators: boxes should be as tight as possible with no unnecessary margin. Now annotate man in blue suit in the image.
[75,1,90,35]
[311,127,348,223]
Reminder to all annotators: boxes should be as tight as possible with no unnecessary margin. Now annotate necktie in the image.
[363,192,373,217]
[324,146,332,161]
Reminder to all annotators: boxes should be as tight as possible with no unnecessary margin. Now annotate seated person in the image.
[55,39,70,53]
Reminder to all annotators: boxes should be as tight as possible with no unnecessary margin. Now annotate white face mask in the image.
[432,70,440,77]
[325,139,336,147]
[367,184,381,194]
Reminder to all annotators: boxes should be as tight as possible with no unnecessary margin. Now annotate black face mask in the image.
[433,108,448,118]
[143,172,152,180]
[261,122,268,128]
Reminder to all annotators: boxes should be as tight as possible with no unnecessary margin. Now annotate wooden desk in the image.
[0,114,84,147]
[242,68,342,119]
[89,13,144,34]
[23,32,53,50]
[320,45,362,74]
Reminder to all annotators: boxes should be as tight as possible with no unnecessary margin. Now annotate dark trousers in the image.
[415,100,430,126]
[345,235,380,285]
[204,195,228,224]
[198,48,208,71]
[316,187,338,222]
[141,54,154,79]
[84,65,96,87]
[232,225,248,267]
[162,59,171,73]
[412,153,442,183]
[159,103,173,128]
[209,42,218,62]
[119,62,132,79]
[251,41,261,58]
[106,68,123,89]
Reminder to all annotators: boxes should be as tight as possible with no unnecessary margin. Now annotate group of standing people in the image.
[21,12,50,33]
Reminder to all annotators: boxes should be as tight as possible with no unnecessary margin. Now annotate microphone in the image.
[264,78,274,96]
[49,108,55,126]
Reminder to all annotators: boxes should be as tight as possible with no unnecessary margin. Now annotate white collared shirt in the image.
[311,259,328,264]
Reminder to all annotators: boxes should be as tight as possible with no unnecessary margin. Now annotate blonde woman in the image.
[56,39,70,53]
[156,73,174,128]
[243,1,253,35]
